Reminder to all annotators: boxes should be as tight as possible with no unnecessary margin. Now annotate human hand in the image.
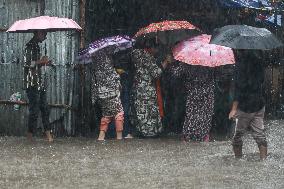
[116,68,125,75]
[161,56,172,69]
[165,54,173,64]
[39,56,50,65]
[229,109,237,120]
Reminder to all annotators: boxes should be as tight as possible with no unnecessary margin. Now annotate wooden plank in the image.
[0,100,73,110]
[79,0,86,48]
[0,28,7,32]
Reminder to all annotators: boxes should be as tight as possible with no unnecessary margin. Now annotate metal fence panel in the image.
[0,0,80,136]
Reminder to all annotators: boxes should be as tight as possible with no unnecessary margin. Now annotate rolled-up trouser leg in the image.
[232,130,244,147]
[251,107,267,147]
[115,112,124,132]
[26,87,40,134]
[232,111,251,147]
[232,117,245,158]
[100,117,112,132]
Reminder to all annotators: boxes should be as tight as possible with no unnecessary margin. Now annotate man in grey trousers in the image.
[229,51,267,160]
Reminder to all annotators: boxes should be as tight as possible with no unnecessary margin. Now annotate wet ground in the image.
[0,120,284,189]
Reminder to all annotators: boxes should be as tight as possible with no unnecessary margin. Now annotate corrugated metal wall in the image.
[0,0,81,136]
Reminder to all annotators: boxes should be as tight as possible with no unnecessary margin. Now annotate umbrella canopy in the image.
[173,34,235,67]
[134,20,201,47]
[218,0,272,9]
[77,35,135,64]
[210,25,283,50]
[7,16,82,33]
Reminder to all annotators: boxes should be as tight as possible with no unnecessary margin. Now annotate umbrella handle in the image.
[45,42,47,56]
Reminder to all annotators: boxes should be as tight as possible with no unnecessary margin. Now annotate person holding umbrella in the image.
[229,50,268,160]
[172,34,235,142]
[129,39,172,137]
[7,16,82,142]
[77,35,135,141]
[24,30,53,142]
[210,25,284,159]
[90,47,124,141]
[132,21,201,137]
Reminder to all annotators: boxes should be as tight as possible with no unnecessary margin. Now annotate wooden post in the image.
[78,0,87,134]
[39,0,45,15]
[80,0,86,49]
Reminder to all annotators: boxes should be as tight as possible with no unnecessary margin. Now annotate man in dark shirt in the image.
[24,30,53,142]
[229,51,267,160]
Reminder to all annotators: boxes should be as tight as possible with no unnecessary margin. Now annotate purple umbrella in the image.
[77,35,135,64]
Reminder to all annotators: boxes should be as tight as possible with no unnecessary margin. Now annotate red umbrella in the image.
[7,16,82,33]
[134,20,201,46]
[173,34,235,67]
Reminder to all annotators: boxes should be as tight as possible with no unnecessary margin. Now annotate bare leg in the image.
[115,112,124,140]
[259,145,267,160]
[116,131,123,140]
[98,131,106,141]
[98,117,111,141]
[45,130,53,143]
[233,145,243,159]
[203,134,210,142]
[27,132,33,142]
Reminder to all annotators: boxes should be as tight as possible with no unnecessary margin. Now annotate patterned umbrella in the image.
[77,35,135,64]
[173,34,235,67]
[134,20,201,47]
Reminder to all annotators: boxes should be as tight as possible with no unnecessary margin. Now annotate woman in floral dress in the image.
[129,48,171,137]
[91,49,124,141]
[169,62,215,141]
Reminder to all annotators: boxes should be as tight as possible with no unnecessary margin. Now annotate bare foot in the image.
[116,131,123,140]
[45,131,54,143]
[27,132,34,142]
[97,131,106,141]
[181,135,189,144]
[203,134,210,142]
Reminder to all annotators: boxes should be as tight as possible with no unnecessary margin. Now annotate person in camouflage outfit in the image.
[129,48,171,137]
[91,48,124,141]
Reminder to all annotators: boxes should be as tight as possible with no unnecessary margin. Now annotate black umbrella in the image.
[210,25,283,50]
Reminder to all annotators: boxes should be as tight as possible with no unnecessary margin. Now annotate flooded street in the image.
[0,120,283,189]
[1,1,284,189]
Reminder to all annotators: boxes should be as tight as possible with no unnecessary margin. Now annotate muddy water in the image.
[0,120,283,189]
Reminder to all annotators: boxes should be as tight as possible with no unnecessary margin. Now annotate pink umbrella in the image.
[7,16,82,33]
[173,34,235,67]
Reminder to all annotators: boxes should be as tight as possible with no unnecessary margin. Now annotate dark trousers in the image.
[164,87,185,134]
[26,87,51,133]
